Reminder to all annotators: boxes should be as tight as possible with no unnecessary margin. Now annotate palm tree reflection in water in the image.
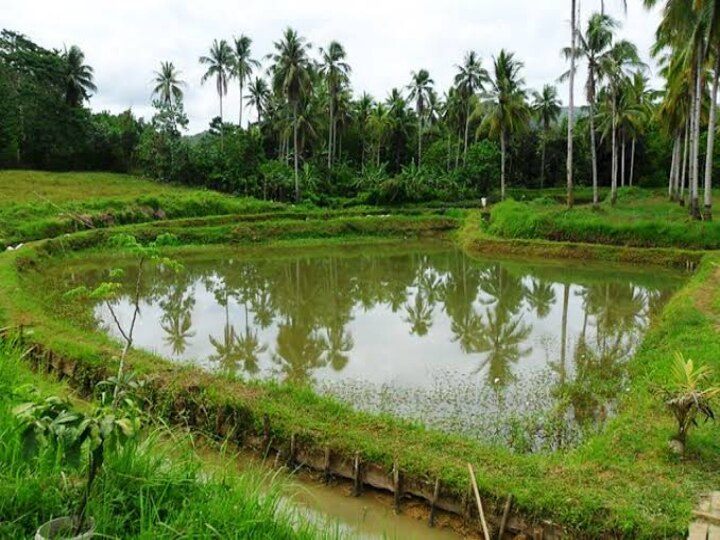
[89,245,682,448]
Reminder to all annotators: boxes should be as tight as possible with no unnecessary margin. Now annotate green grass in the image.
[0,341,333,539]
[0,170,285,248]
[486,188,720,249]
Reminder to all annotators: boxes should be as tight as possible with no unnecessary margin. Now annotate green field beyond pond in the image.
[1,171,719,539]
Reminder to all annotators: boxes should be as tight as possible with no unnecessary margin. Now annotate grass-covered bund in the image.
[1,172,720,538]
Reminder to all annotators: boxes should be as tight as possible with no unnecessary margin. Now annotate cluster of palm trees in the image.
[565,11,652,206]
[147,5,718,212]
[647,0,720,220]
[151,29,569,202]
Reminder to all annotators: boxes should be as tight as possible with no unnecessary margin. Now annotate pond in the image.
[63,241,685,451]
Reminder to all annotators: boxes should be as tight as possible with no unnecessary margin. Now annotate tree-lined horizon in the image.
[1,2,719,217]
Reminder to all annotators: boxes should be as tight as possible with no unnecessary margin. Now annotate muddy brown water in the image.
[191,437,467,539]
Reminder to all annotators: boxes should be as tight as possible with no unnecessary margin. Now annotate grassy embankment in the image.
[1,171,720,538]
[0,170,466,249]
[0,341,334,539]
[485,187,720,250]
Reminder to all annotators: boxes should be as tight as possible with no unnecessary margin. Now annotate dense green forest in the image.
[0,26,664,204]
[1,1,719,214]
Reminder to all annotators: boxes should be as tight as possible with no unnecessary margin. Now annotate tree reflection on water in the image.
[81,244,683,449]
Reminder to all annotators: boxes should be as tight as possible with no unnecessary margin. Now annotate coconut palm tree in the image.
[320,41,351,170]
[565,12,618,206]
[62,45,96,107]
[231,34,261,127]
[268,28,313,202]
[644,0,707,218]
[567,0,578,208]
[531,85,562,188]
[245,76,270,124]
[199,39,234,148]
[454,51,489,165]
[599,39,643,204]
[477,50,531,200]
[355,92,374,171]
[623,72,655,186]
[152,61,185,107]
[368,103,390,167]
[386,88,413,170]
[407,69,435,167]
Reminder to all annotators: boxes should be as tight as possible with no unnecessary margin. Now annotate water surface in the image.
[64,241,684,450]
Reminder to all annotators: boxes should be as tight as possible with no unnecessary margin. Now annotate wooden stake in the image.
[467,463,491,540]
[352,452,362,497]
[498,494,513,540]
[462,482,472,521]
[429,477,441,527]
[392,461,403,513]
[287,433,297,468]
[323,447,331,483]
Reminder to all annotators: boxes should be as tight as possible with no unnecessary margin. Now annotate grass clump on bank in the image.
[0,341,332,539]
[486,190,720,249]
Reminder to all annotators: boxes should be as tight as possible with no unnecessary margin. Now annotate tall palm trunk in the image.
[417,115,423,167]
[219,93,224,151]
[446,133,452,172]
[630,137,636,187]
[293,102,300,202]
[328,95,334,170]
[540,128,547,189]
[675,135,682,198]
[691,49,703,219]
[610,96,618,205]
[361,134,366,173]
[463,102,471,166]
[500,129,507,200]
[703,53,720,221]
[621,134,626,188]
[567,0,577,209]
[668,137,676,200]
[681,119,689,206]
[589,99,599,207]
[239,80,244,126]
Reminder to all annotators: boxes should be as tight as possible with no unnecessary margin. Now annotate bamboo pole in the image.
[468,464,491,540]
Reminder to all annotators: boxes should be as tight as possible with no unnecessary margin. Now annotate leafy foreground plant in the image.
[1,343,331,539]
[14,234,181,538]
[662,352,720,453]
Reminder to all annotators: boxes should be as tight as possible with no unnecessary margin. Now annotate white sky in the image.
[2,0,662,134]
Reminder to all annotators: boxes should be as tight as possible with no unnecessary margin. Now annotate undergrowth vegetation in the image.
[0,342,331,539]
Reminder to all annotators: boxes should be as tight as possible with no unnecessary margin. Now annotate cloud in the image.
[2,0,662,133]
